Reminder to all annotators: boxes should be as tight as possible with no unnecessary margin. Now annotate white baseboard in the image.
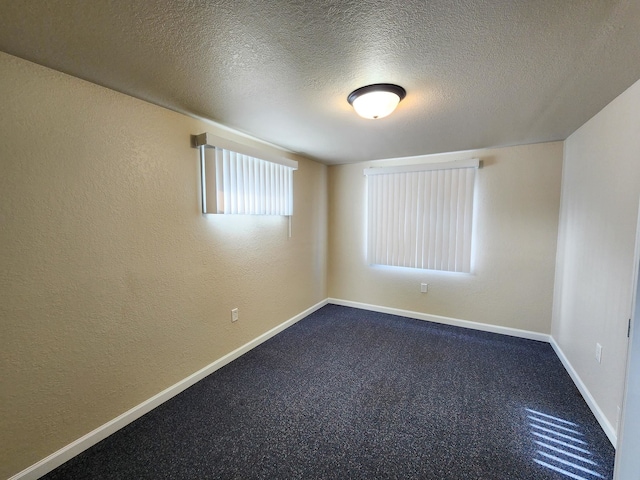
[328,298,551,342]
[9,299,328,480]
[549,337,617,446]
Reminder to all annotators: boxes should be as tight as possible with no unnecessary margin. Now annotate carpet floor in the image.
[42,304,615,479]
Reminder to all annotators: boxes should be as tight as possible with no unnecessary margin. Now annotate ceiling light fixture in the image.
[347,83,407,119]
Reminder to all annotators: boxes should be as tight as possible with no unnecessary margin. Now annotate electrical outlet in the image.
[421,283,428,293]
[595,343,602,363]
[231,308,239,322]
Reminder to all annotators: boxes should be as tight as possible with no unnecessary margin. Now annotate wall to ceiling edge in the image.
[551,77,640,441]
[0,51,328,479]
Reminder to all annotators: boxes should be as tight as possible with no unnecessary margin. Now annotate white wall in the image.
[0,52,327,479]
[329,142,563,334]
[552,78,640,440]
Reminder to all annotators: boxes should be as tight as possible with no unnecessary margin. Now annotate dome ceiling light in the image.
[347,83,407,120]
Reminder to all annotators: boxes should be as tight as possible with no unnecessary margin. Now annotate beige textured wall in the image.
[552,78,640,434]
[328,142,563,333]
[0,52,327,478]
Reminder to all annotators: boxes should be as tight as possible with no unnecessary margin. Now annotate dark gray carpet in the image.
[42,305,615,479]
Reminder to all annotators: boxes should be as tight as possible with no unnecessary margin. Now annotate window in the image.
[193,132,297,215]
[364,159,479,273]
[213,147,294,215]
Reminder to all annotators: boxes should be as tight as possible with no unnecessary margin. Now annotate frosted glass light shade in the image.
[348,84,406,119]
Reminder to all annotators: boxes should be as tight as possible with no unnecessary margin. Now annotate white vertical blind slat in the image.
[395,173,404,266]
[224,149,231,214]
[371,175,379,264]
[447,169,459,271]
[415,172,425,268]
[428,172,437,270]
[393,173,402,265]
[215,147,223,213]
[268,162,275,214]
[367,176,374,264]
[453,170,466,271]
[435,170,444,270]
[376,175,385,264]
[408,172,418,267]
[464,168,475,270]
[259,159,266,214]
[380,175,388,265]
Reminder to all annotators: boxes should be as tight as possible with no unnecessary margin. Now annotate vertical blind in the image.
[365,159,479,273]
[214,147,295,215]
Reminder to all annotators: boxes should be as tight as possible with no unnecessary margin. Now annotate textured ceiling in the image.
[1,0,639,165]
